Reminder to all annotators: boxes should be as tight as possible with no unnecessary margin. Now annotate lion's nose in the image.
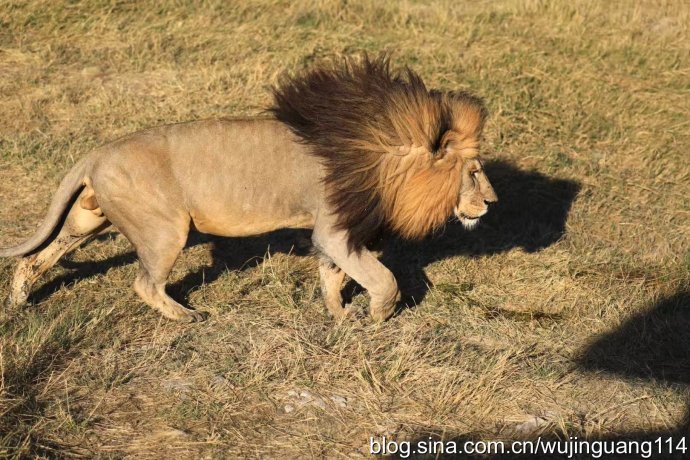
[484,197,497,206]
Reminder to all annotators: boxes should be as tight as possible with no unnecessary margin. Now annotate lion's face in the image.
[454,157,497,230]
[383,136,497,240]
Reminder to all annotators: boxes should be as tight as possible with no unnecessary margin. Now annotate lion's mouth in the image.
[457,212,478,220]
[454,209,485,230]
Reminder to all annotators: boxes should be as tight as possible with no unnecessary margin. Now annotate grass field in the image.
[0,0,689,458]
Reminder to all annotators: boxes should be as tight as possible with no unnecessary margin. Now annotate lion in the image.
[0,55,497,322]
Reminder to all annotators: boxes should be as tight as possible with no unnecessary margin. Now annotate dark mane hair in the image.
[269,54,487,252]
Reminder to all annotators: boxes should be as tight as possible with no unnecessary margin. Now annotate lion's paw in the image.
[163,306,209,323]
[4,293,26,310]
[331,305,360,322]
[185,309,209,323]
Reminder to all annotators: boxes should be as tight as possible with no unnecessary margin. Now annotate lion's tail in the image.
[0,156,91,258]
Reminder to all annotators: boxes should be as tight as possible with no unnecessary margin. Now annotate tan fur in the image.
[2,59,497,323]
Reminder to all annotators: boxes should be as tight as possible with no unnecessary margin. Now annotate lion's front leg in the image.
[313,217,400,322]
[317,257,350,319]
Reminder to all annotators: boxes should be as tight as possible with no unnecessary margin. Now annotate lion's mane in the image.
[270,55,487,251]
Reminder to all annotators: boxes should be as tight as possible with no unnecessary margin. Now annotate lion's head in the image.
[270,55,497,251]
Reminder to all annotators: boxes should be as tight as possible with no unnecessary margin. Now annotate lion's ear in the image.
[437,130,459,157]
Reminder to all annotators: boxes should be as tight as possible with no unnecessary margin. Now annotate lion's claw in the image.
[179,309,209,323]
[162,306,209,323]
[188,310,209,322]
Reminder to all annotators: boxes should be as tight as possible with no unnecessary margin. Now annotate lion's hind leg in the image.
[5,191,109,309]
[92,174,207,323]
[114,216,206,323]
[133,266,207,323]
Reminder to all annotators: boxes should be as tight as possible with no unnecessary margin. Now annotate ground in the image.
[0,0,689,458]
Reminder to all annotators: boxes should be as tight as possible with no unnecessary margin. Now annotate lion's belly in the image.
[183,147,320,237]
[190,208,315,237]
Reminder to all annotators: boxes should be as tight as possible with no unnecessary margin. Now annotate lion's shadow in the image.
[383,159,580,308]
[30,229,313,307]
[29,160,580,310]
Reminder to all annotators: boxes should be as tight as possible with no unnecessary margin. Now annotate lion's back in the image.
[89,117,325,237]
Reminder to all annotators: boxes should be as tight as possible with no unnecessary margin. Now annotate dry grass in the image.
[0,0,689,458]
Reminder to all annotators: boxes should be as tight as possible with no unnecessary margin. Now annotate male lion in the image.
[0,56,497,322]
